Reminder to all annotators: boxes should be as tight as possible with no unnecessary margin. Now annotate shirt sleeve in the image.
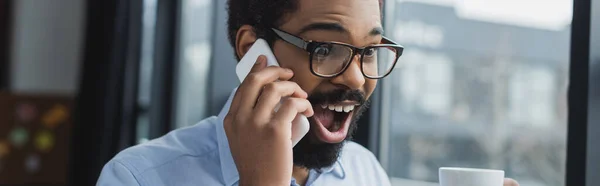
[96,160,142,186]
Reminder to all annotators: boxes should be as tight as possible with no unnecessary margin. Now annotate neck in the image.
[292,166,310,186]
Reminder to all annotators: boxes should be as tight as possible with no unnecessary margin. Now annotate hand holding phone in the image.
[223,39,314,185]
[235,39,310,147]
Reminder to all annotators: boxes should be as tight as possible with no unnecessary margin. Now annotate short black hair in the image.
[226,0,383,58]
[227,0,298,52]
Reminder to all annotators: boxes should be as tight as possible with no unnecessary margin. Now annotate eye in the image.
[314,45,332,58]
[364,48,376,57]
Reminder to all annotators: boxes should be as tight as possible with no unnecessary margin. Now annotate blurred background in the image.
[0,0,598,186]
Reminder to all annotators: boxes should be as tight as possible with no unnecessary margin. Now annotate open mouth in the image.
[311,102,357,143]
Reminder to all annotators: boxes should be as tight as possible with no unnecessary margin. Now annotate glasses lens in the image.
[362,46,398,78]
[311,43,353,76]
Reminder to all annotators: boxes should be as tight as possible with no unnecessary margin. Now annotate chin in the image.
[292,95,369,169]
[291,107,364,169]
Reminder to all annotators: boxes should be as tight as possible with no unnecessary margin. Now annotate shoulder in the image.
[113,116,220,169]
[98,117,223,185]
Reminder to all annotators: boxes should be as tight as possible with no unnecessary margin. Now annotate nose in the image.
[330,56,366,90]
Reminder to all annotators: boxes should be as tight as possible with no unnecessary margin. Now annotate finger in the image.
[254,81,308,117]
[271,98,314,127]
[237,66,294,113]
[249,55,268,74]
[229,56,267,114]
[503,178,519,186]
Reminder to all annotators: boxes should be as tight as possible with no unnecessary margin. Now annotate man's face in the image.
[272,0,382,168]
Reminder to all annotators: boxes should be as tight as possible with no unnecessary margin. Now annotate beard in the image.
[292,89,370,169]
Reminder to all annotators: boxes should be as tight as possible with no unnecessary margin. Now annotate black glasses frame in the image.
[271,28,404,79]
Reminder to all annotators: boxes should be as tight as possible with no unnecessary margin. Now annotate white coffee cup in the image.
[439,167,505,186]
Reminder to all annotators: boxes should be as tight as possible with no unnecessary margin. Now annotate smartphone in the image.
[235,39,310,147]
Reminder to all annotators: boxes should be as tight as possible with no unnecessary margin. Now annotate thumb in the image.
[249,55,267,73]
[503,178,519,186]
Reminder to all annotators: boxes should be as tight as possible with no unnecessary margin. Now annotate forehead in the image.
[283,0,382,36]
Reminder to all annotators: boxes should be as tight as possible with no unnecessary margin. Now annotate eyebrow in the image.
[297,22,384,37]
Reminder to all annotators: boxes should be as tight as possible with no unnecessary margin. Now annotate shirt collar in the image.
[318,160,346,178]
[216,89,239,186]
[216,88,345,186]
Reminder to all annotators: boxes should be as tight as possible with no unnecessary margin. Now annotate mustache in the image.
[307,89,366,105]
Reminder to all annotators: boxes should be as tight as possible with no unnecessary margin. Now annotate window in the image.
[380,1,571,185]
[509,65,558,127]
[136,0,214,143]
[173,0,214,128]
[136,0,158,143]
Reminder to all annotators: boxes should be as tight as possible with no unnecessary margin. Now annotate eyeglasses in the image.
[271,28,404,79]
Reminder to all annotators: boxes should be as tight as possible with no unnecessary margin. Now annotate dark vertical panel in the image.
[70,0,121,184]
[148,0,180,137]
[566,0,591,185]
[0,0,11,90]
[587,0,600,185]
[69,0,142,185]
[119,0,143,150]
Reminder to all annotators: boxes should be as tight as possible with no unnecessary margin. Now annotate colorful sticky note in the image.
[42,104,69,128]
[8,127,29,148]
[16,103,38,123]
[34,130,54,153]
[25,154,41,174]
[0,140,9,158]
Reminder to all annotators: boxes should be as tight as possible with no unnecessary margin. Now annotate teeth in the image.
[325,104,356,113]
[343,105,354,113]
[335,106,343,112]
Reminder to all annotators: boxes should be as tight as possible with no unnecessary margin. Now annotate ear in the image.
[235,25,258,60]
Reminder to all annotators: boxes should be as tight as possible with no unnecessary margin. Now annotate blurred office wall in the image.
[9,0,85,95]
[1,0,85,185]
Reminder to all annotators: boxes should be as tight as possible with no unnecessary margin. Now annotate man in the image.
[97,0,520,185]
